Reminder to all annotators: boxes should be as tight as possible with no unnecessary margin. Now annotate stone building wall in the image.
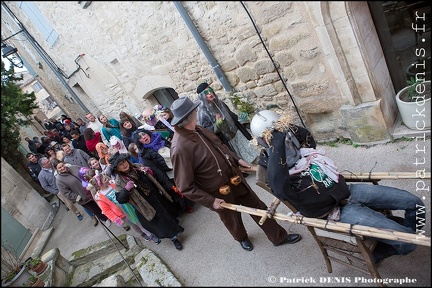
[1,158,52,233]
[1,1,398,143]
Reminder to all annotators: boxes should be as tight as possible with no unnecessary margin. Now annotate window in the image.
[18,1,59,46]
[31,81,43,93]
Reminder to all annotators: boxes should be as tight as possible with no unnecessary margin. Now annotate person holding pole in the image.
[250,110,426,264]
[169,97,301,252]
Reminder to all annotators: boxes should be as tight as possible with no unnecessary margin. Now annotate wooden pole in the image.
[221,202,430,247]
[341,171,431,180]
[258,197,281,225]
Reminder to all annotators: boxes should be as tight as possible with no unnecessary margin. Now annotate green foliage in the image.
[401,77,431,102]
[23,275,38,287]
[230,94,256,115]
[230,94,256,123]
[404,77,421,101]
[320,138,354,147]
[25,257,42,268]
[3,269,20,284]
[1,248,24,283]
[322,141,339,147]
[390,136,415,143]
[1,60,39,168]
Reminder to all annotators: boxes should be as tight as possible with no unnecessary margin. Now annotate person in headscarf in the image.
[109,152,185,250]
[196,82,259,164]
[132,128,172,172]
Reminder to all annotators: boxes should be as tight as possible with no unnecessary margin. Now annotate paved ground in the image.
[30,136,430,287]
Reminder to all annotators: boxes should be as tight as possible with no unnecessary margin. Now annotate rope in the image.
[324,219,330,231]
[348,224,354,236]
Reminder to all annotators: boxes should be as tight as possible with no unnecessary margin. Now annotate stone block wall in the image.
[1,158,52,233]
[1,1,398,143]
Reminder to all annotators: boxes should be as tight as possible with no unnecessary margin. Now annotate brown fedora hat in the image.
[170,97,200,126]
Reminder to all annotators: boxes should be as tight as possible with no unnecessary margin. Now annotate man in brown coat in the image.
[170,97,302,251]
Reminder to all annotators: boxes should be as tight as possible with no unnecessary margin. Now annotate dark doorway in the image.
[368,1,431,92]
[153,88,179,108]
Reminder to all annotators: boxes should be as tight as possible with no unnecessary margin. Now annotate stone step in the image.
[69,234,130,267]
[70,246,137,287]
[92,264,144,287]
[39,234,182,287]
[134,249,182,287]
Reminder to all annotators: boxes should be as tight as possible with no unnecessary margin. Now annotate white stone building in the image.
[1,1,430,144]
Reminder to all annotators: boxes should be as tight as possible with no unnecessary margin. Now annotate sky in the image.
[1,47,28,73]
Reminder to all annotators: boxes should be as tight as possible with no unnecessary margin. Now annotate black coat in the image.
[72,135,92,156]
[266,129,350,218]
[139,148,171,172]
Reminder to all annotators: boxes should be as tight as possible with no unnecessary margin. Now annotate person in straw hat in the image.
[250,110,426,264]
[169,97,301,251]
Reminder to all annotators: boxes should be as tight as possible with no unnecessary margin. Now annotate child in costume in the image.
[86,170,160,243]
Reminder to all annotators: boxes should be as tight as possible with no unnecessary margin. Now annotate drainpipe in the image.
[173,2,233,93]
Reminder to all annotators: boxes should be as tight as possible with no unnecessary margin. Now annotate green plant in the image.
[3,268,21,284]
[230,94,256,123]
[390,136,415,143]
[400,77,431,102]
[26,257,42,268]
[320,138,354,147]
[1,248,25,284]
[230,94,256,115]
[23,275,38,287]
[1,60,39,168]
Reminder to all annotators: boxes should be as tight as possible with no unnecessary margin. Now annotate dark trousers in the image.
[81,200,108,221]
[216,187,287,244]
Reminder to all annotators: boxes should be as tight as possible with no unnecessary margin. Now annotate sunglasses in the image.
[203,87,214,95]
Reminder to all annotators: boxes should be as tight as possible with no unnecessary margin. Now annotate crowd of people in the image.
[23,82,425,261]
[25,106,197,250]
